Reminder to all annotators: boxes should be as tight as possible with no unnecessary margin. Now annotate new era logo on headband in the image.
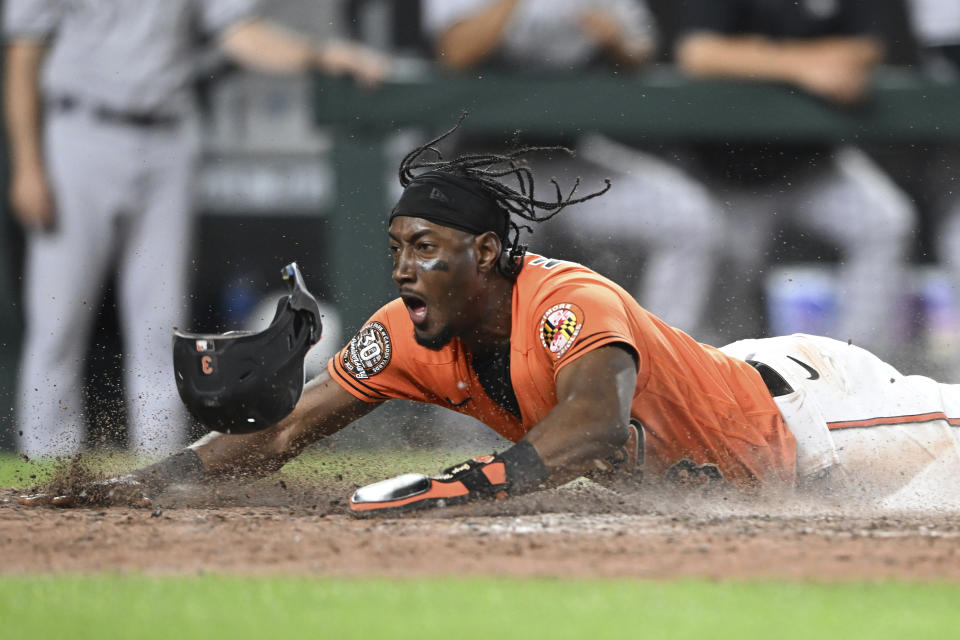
[429,187,452,204]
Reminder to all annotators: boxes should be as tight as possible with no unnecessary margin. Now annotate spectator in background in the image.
[4,0,387,459]
[673,0,918,360]
[422,0,727,340]
[907,0,960,379]
[908,0,960,80]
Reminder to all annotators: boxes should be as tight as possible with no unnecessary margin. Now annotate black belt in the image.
[48,95,180,129]
[746,360,794,397]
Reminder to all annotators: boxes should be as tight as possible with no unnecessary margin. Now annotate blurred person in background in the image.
[421,0,727,341]
[673,0,918,361]
[907,0,960,80]
[4,0,387,459]
[907,0,960,379]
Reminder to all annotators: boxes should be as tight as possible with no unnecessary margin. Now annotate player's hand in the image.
[578,11,623,50]
[19,475,153,508]
[584,421,642,485]
[318,40,390,87]
[578,11,653,65]
[793,61,871,104]
[349,455,509,517]
[9,162,56,231]
[788,40,879,104]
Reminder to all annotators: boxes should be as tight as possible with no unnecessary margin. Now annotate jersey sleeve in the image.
[327,302,432,404]
[3,0,60,41]
[531,279,639,378]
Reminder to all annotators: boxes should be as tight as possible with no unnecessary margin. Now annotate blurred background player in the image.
[907,0,960,379]
[3,0,386,458]
[907,0,960,80]
[673,0,918,360]
[421,0,727,339]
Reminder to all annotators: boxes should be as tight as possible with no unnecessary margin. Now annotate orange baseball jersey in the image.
[329,254,796,486]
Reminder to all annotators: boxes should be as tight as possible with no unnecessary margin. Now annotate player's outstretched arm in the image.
[20,370,378,508]
[434,0,521,70]
[219,18,388,86]
[4,40,57,230]
[192,369,376,476]
[350,344,639,515]
[675,32,881,104]
[524,343,639,483]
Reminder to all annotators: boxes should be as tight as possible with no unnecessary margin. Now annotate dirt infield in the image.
[4,479,960,580]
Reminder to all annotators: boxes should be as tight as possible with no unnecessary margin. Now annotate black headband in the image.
[388,171,509,240]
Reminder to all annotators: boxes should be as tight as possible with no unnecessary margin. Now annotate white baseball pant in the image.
[722,333,960,509]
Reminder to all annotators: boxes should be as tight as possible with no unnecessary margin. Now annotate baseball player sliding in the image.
[21,119,960,513]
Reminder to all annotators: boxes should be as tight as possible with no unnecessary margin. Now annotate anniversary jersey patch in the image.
[539,302,584,359]
[342,322,392,379]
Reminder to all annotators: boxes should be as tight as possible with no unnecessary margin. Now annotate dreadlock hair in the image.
[396,114,612,278]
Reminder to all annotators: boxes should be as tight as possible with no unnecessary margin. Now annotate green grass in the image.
[0,451,61,488]
[0,447,471,491]
[0,576,958,640]
[0,450,149,490]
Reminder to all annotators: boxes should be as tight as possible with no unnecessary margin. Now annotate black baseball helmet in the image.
[172,263,322,434]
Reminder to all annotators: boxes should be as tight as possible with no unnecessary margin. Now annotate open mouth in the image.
[401,293,428,326]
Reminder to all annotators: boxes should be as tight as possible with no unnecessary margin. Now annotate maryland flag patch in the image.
[539,302,584,359]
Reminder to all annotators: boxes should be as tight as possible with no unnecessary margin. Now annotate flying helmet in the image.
[172,263,322,434]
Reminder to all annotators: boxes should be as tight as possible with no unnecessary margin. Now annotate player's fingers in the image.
[137,495,153,508]
[50,495,78,507]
